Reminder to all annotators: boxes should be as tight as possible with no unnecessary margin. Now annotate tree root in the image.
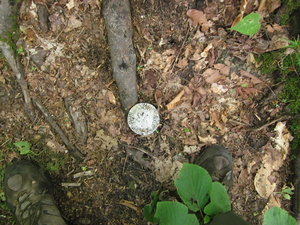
[33,98,84,161]
[103,0,138,110]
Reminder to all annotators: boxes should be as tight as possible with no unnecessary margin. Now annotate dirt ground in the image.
[0,0,297,224]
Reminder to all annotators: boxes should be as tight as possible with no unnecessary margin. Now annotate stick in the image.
[33,98,84,161]
[250,114,300,132]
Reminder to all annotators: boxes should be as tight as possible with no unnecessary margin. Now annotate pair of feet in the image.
[4,145,233,225]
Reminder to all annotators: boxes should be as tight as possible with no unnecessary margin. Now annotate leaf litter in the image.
[0,0,295,224]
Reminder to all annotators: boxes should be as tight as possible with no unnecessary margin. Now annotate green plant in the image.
[256,37,300,153]
[280,0,300,25]
[144,164,297,225]
[144,164,231,224]
[274,184,294,200]
[13,141,36,155]
[16,46,24,55]
[229,13,261,36]
[263,207,296,225]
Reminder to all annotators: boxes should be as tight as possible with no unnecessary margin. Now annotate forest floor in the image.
[0,0,297,224]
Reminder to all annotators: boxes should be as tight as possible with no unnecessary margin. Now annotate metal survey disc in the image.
[127,103,160,135]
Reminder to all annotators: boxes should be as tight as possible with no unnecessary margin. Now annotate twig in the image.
[33,98,84,161]
[73,170,95,178]
[124,145,157,159]
[170,24,191,72]
[61,183,81,187]
[250,114,300,132]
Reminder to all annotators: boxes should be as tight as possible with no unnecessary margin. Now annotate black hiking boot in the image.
[4,161,67,225]
[195,145,233,189]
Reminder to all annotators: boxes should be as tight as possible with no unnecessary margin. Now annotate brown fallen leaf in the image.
[210,111,224,130]
[258,0,281,14]
[214,63,230,76]
[106,90,116,105]
[202,68,224,84]
[166,89,185,110]
[186,9,209,32]
[240,70,263,84]
[237,87,261,99]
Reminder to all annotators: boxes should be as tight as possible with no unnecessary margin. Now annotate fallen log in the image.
[103,0,138,110]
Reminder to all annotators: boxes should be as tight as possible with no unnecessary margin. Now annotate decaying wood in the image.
[64,96,88,143]
[103,0,138,110]
[0,0,35,121]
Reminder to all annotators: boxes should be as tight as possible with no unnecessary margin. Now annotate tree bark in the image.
[103,0,138,111]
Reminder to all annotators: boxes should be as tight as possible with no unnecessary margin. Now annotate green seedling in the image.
[13,141,35,155]
[144,164,231,224]
[229,13,261,36]
[274,185,294,200]
[145,164,297,225]
[17,47,25,55]
[144,190,161,223]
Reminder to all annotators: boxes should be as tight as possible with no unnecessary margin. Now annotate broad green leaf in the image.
[204,182,231,216]
[229,13,261,36]
[282,188,294,195]
[144,190,160,223]
[203,215,211,224]
[174,163,212,212]
[13,141,32,155]
[283,194,291,200]
[263,207,297,225]
[154,201,199,225]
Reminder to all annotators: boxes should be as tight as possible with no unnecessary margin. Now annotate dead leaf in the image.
[198,135,217,143]
[202,68,224,84]
[106,90,116,105]
[183,145,200,154]
[166,89,185,110]
[94,129,118,150]
[211,83,228,94]
[186,9,209,32]
[263,194,281,214]
[240,70,263,84]
[153,157,183,182]
[254,122,292,199]
[201,43,213,58]
[210,111,224,130]
[196,86,207,95]
[176,58,188,69]
[214,63,230,76]
[231,13,243,28]
[66,0,75,10]
[258,0,281,14]
[65,15,82,32]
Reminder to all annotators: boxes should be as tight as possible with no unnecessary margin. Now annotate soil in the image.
[0,0,297,224]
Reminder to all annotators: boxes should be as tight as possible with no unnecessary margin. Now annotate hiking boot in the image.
[4,161,67,225]
[194,145,233,189]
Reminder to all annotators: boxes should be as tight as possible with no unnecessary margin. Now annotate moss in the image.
[281,77,300,113]
[257,38,300,152]
[280,0,300,25]
[255,50,296,77]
